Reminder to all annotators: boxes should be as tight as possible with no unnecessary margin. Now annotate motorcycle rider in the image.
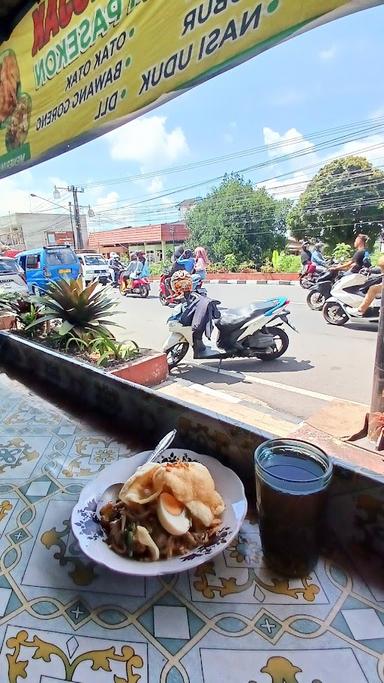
[109,252,124,286]
[177,249,195,273]
[163,246,185,296]
[331,234,370,275]
[300,242,312,268]
[120,253,137,292]
[137,252,149,277]
[130,252,148,282]
[170,271,220,357]
[350,255,384,316]
[169,248,203,292]
[311,242,327,272]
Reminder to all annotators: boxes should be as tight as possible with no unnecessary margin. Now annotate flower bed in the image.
[0,281,168,387]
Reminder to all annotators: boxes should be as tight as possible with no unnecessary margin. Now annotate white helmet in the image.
[110,252,118,258]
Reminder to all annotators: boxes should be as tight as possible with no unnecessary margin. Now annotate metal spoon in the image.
[96,429,177,517]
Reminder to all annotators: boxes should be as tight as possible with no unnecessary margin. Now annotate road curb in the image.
[205,279,297,285]
[150,278,297,285]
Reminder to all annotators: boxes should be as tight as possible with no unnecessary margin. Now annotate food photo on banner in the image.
[0,0,381,178]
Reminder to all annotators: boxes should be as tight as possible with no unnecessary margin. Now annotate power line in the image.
[90,141,384,217]
[79,115,384,190]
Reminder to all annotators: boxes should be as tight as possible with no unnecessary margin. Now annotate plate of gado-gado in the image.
[71,449,247,576]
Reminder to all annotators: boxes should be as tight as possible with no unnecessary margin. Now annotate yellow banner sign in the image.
[0,0,379,178]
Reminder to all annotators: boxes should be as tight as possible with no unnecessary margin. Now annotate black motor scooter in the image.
[306,270,340,311]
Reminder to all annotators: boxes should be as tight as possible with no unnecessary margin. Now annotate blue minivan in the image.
[17,245,80,293]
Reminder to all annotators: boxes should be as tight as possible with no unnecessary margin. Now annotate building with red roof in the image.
[88,222,189,261]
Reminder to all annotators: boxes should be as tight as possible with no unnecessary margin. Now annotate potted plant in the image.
[2,280,168,387]
[0,291,44,332]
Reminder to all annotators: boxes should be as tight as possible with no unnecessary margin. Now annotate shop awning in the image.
[0,0,380,179]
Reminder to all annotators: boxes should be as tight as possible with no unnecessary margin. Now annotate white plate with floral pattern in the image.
[71,448,248,576]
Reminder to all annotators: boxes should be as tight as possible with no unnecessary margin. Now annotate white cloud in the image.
[263,126,317,169]
[107,115,189,168]
[0,170,41,215]
[257,172,311,200]
[332,134,384,165]
[258,124,384,203]
[147,176,164,194]
[94,190,120,210]
[319,46,337,61]
[88,190,137,230]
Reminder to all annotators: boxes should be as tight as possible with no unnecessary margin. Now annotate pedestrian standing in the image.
[194,247,209,281]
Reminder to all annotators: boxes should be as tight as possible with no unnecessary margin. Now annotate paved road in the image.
[112,282,377,421]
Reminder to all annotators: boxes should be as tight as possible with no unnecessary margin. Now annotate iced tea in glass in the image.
[254,439,333,576]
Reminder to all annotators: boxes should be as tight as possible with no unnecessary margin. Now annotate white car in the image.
[77,253,111,286]
[0,256,28,294]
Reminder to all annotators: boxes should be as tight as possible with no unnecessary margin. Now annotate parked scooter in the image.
[119,272,150,298]
[159,271,206,306]
[322,270,382,326]
[163,295,296,369]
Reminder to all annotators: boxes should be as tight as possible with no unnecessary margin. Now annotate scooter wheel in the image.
[306,290,325,311]
[256,326,289,361]
[323,301,348,326]
[139,286,149,298]
[159,293,168,306]
[167,342,189,369]
[300,276,313,290]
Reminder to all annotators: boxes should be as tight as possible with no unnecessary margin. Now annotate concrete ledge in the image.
[111,350,168,387]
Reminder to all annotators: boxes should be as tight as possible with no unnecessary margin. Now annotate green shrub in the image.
[272,250,280,271]
[332,243,353,263]
[0,291,45,336]
[260,258,275,273]
[89,335,140,367]
[207,262,226,274]
[237,260,255,272]
[150,260,170,276]
[29,279,117,338]
[276,252,301,273]
[370,250,382,266]
[223,253,238,272]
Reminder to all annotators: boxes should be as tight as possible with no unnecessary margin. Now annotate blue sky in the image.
[2,3,384,230]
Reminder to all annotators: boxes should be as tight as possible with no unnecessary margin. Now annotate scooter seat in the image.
[216,299,281,330]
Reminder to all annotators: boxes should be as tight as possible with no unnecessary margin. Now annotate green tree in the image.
[187,173,287,262]
[287,156,384,248]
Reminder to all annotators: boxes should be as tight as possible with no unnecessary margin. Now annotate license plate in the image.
[59,269,71,274]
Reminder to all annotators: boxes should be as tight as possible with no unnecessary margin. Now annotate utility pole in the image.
[54,185,84,249]
[68,202,76,248]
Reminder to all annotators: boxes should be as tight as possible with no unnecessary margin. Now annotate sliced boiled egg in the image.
[157,492,190,536]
